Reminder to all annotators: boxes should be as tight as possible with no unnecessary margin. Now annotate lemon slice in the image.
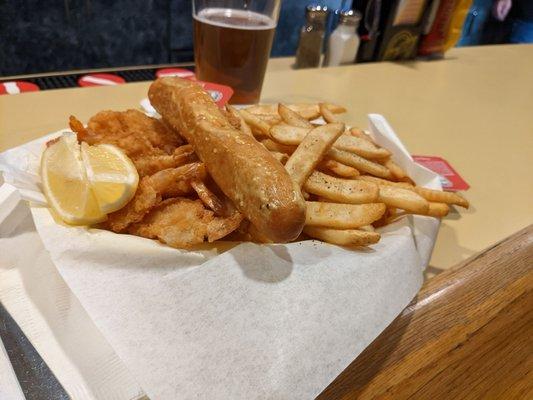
[41,133,139,225]
[41,133,107,225]
[80,142,139,214]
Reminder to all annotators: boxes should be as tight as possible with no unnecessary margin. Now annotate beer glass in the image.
[193,0,281,104]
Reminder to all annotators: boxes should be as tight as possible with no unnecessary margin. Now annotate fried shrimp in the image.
[128,198,244,248]
[104,163,206,232]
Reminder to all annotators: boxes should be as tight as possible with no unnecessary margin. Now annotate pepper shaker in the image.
[295,5,329,69]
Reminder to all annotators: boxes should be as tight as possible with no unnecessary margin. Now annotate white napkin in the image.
[0,338,25,400]
[0,200,146,400]
[0,115,441,400]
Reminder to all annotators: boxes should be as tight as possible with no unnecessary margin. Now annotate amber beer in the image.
[194,8,276,104]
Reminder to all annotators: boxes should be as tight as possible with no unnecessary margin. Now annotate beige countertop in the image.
[1,44,532,270]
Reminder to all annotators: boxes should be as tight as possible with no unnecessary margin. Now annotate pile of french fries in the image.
[228,102,469,247]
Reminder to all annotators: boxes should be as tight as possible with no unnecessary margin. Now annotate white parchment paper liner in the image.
[0,114,441,400]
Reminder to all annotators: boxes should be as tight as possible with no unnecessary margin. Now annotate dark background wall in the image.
[0,0,347,76]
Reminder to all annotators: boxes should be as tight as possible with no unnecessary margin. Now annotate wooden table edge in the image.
[318,224,533,399]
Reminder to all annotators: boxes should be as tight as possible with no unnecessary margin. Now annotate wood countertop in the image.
[319,224,533,399]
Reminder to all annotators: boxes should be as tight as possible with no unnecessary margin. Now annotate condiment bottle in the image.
[418,0,472,57]
[442,0,472,51]
[418,0,457,56]
[295,5,329,69]
[324,10,362,66]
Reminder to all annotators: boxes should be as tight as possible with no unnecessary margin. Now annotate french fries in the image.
[304,171,379,204]
[226,105,252,137]
[304,226,380,246]
[250,100,469,248]
[270,124,310,145]
[261,139,296,154]
[357,175,469,208]
[381,202,450,221]
[399,176,416,185]
[357,175,413,189]
[348,127,374,143]
[305,201,387,229]
[317,159,360,178]
[270,124,390,159]
[245,103,347,120]
[426,202,450,217]
[333,135,391,159]
[238,108,271,137]
[192,101,468,248]
[383,158,407,180]
[413,187,469,208]
[377,185,429,214]
[328,148,393,178]
[255,101,470,247]
[284,123,345,186]
[319,103,338,123]
[279,104,313,128]
[255,114,282,126]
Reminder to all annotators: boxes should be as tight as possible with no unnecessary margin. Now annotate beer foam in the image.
[195,7,277,30]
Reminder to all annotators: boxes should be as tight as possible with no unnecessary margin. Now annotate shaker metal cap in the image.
[339,9,362,25]
[306,4,329,21]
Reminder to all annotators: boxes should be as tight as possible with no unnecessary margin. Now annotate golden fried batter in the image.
[104,163,206,232]
[87,109,182,154]
[71,109,244,248]
[70,110,187,177]
[128,198,243,248]
[133,145,198,177]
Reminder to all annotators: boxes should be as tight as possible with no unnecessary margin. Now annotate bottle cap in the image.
[305,5,329,22]
[339,9,362,25]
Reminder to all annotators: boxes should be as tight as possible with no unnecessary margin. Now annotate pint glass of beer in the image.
[193,0,281,104]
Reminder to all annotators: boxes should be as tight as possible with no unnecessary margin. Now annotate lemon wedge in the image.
[41,133,138,225]
[81,142,139,214]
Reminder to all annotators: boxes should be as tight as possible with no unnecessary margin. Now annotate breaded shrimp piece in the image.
[70,110,184,161]
[88,109,183,154]
[104,162,206,232]
[133,145,198,177]
[128,198,243,248]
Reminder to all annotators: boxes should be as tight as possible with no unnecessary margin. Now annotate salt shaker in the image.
[324,10,362,67]
[295,5,329,69]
